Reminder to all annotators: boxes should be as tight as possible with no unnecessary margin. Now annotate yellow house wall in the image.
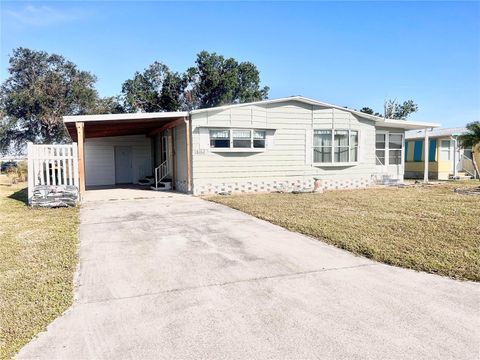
[405,137,446,179]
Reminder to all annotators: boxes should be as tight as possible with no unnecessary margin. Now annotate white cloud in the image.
[3,4,85,26]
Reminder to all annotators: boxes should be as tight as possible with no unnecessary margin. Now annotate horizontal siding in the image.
[190,101,405,191]
[174,124,187,184]
[84,135,152,186]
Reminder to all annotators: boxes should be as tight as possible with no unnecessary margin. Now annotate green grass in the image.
[209,182,480,282]
[0,184,79,359]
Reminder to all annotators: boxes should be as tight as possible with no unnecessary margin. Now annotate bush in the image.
[6,161,27,183]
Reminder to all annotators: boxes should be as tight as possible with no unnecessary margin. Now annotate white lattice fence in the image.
[27,143,79,205]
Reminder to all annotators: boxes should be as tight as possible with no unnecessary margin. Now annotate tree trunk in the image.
[472,149,480,181]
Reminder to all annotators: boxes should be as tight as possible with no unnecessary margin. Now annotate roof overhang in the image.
[63,112,188,141]
[376,119,440,130]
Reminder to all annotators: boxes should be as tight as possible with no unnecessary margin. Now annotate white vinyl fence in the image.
[27,143,79,203]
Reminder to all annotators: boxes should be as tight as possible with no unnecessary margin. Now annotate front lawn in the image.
[209,182,480,281]
[0,184,79,359]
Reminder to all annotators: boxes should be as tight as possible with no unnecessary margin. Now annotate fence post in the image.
[27,142,34,205]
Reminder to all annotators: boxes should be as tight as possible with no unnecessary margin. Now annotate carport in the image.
[63,112,192,196]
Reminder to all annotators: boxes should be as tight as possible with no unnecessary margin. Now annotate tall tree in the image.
[384,99,418,120]
[458,121,480,180]
[121,62,187,113]
[0,48,102,153]
[359,99,418,119]
[186,51,269,109]
[359,107,374,115]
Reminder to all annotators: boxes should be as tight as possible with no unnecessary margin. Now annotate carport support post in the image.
[423,128,429,183]
[76,122,86,195]
[185,117,192,193]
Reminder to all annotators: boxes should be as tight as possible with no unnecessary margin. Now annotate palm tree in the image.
[458,121,480,180]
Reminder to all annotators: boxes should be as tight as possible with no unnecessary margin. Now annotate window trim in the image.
[209,128,267,152]
[375,131,404,166]
[312,128,359,166]
[440,140,452,161]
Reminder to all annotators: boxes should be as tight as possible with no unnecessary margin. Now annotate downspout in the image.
[451,136,458,178]
[184,115,192,193]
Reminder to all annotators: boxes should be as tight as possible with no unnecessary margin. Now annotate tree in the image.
[360,107,374,115]
[91,96,124,114]
[121,52,269,112]
[0,48,102,153]
[186,51,269,109]
[458,121,480,180]
[121,62,187,113]
[359,99,418,119]
[384,99,418,119]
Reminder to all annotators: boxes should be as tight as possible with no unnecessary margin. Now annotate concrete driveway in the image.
[19,190,480,359]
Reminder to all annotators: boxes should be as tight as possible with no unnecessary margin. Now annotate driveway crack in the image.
[80,263,376,305]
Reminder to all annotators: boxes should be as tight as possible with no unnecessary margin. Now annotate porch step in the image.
[150,181,172,191]
[449,173,473,180]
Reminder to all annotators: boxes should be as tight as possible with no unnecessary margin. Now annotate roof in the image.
[62,96,440,131]
[190,96,440,130]
[405,127,468,140]
[63,111,189,123]
[63,112,188,140]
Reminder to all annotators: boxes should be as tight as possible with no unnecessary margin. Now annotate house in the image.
[28,96,440,203]
[64,96,440,195]
[405,128,479,180]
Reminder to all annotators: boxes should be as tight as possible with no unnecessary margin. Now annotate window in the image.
[314,129,358,164]
[376,134,386,165]
[313,130,332,163]
[375,132,404,166]
[334,130,349,162]
[253,130,266,148]
[440,140,451,161]
[232,130,251,148]
[209,129,266,150]
[210,130,230,148]
[350,131,358,162]
[389,134,402,165]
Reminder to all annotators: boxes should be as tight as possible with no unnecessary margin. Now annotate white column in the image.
[27,142,34,204]
[424,128,429,183]
[453,137,458,178]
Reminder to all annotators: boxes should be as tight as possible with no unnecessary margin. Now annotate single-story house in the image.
[405,127,479,180]
[56,96,439,198]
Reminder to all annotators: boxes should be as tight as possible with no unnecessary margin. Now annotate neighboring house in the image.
[28,96,439,202]
[405,128,478,180]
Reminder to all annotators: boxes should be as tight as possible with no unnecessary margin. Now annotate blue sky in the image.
[1,1,479,127]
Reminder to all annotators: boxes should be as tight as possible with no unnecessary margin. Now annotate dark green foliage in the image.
[121,62,187,112]
[186,51,269,109]
[458,121,480,180]
[122,51,269,112]
[458,121,480,149]
[0,48,111,153]
[360,107,374,115]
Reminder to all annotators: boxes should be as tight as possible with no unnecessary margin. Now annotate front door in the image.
[115,146,133,184]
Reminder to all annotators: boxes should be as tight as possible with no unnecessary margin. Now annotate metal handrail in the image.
[459,154,476,178]
[154,160,169,189]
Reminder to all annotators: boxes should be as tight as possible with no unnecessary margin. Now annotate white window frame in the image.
[375,131,404,166]
[440,140,452,161]
[312,129,359,166]
[209,128,266,152]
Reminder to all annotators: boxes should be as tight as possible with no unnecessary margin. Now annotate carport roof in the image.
[64,112,188,141]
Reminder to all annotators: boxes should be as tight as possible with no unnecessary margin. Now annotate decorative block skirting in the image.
[318,177,374,191]
[175,180,188,193]
[193,177,374,196]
